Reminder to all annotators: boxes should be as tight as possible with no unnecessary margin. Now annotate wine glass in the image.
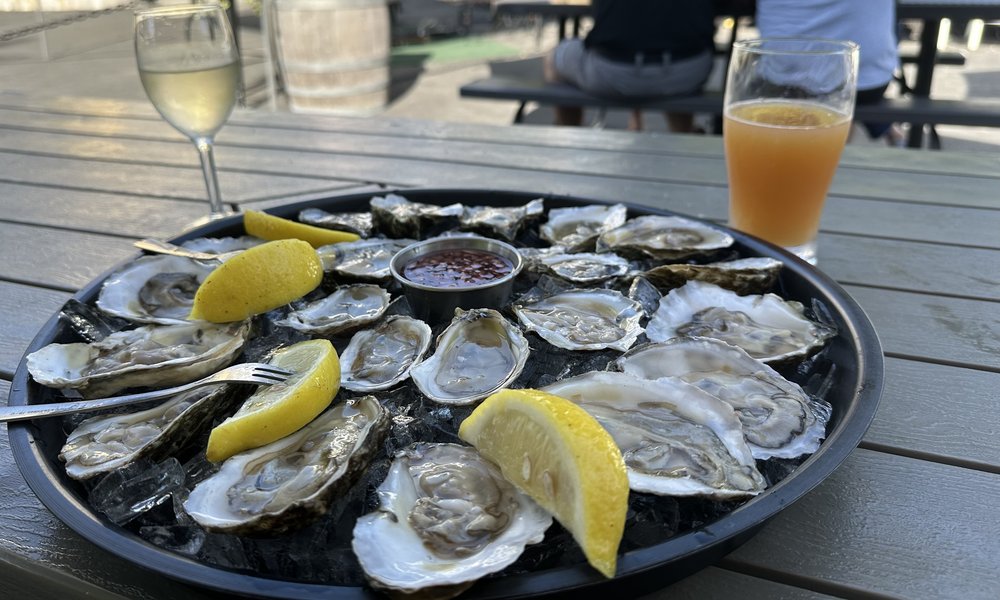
[135,3,240,218]
[723,39,858,265]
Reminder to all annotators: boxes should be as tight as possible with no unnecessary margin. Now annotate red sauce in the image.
[403,248,513,288]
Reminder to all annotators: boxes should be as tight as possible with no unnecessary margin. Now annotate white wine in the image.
[139,58,240,139]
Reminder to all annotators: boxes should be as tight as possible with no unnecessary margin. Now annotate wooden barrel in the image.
[274,0,390,115]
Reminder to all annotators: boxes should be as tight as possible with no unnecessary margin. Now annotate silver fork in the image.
[134,238,244,262]
[0,363,292,423]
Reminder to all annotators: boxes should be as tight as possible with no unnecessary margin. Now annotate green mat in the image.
[391,36,520,67]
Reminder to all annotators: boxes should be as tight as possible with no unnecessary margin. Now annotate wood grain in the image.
[725,449,1000,599]
[0,283,71,377]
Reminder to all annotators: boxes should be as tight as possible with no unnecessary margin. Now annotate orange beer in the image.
[724,100,851,248]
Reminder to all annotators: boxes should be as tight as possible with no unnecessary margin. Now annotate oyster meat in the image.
[643,257,783,295]
[60,385,243,480]
[352,442,552,598]
[96,255,215,324]
[646,280,835,364]
[616,338,831,459]
[597,215,734,260]
[27,321,251,398]
[538,251,631,284]
[514,288,644,352]
[184,396,389,535]
[543,371,766,499]
[275,284,391,336]
[316,238,415,282]
[180,235,262,255]
[340,315,433,392]
[410,308,529,405]
[539,203,627,252]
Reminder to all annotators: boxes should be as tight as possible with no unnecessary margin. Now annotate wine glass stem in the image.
[194,137,225,215]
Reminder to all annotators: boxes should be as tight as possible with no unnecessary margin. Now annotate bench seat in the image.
[459,75,1000,134]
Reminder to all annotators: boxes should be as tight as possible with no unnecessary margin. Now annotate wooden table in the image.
[1,98,999,599]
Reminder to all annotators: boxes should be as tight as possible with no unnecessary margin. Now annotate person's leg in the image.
[665,112,695,132]
[545,40,586,126]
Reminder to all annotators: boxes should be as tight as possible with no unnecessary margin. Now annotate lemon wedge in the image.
[206,339,340,462]
[458,388,629,578]
[243,209,360,248]
[188,238,322,323]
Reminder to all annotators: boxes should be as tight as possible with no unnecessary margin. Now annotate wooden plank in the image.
[1,113,999,212]
[0,223,135,291]
[725,449,1000,599]
[0,282,69,378]
[845,284,1000,372]
[641,566,836,599]
[865,358,1000,471]
[4,101,997,181]
[0,148,346,204]
[0,183,205,239]
[0,380,9,403]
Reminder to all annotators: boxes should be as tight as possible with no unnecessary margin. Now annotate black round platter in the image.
[7,188,884,599]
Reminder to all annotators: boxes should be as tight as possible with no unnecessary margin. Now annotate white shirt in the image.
[755,0,899,90]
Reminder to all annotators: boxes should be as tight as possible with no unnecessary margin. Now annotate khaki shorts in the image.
[553,39,714,98]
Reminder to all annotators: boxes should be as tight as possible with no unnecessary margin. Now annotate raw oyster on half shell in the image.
[96,255,215,324]
[183,396,389,535]
[59,385,244,480]
[370,194,464,239]
[26,321,251,398]
[298,208,374,238]
[543,371,766,499]
[340,315,432,392]
[643,257,782,295]
[538,251,631,285]
[459,197,544,241]
[646,280,835,364]
[316,238,415,282]
[539,203,628,252]
[616,338,830,459]
[597,215,734,260]
[275,284,391,336]
[514,288,644,352]
[352,442,552,598]
[409,308,529,405]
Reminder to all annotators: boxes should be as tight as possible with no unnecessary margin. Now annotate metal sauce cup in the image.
[390,236,523,324]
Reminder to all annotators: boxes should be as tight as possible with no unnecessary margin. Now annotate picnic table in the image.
[1,97,999,599]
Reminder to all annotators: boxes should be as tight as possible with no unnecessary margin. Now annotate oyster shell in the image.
[183,396,389,535]
[59,385,243,480]
[96,255,215,324]
[616,338,830,459]
[180,235,262,255]
[539,203,627,252]
[26,321,251,398]
[371,194,464,239]
[646,280,835,364]
[459,198,544,241]
[543,371,766,499]
[298,208,373,238]
[513,288,644,352]
[340,315,433,392]
[274,284,391,336]
[643,257,783,295]
[539,251,631,284]
[409,308,529,405]
[316,238,415,282]
[352,442,552,597]
[596,215,734,260]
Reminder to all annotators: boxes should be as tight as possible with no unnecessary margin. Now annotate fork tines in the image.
[251,364,294,383]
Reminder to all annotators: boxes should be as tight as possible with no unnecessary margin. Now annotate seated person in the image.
[755,0,905,145]
[543,0,717,131]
